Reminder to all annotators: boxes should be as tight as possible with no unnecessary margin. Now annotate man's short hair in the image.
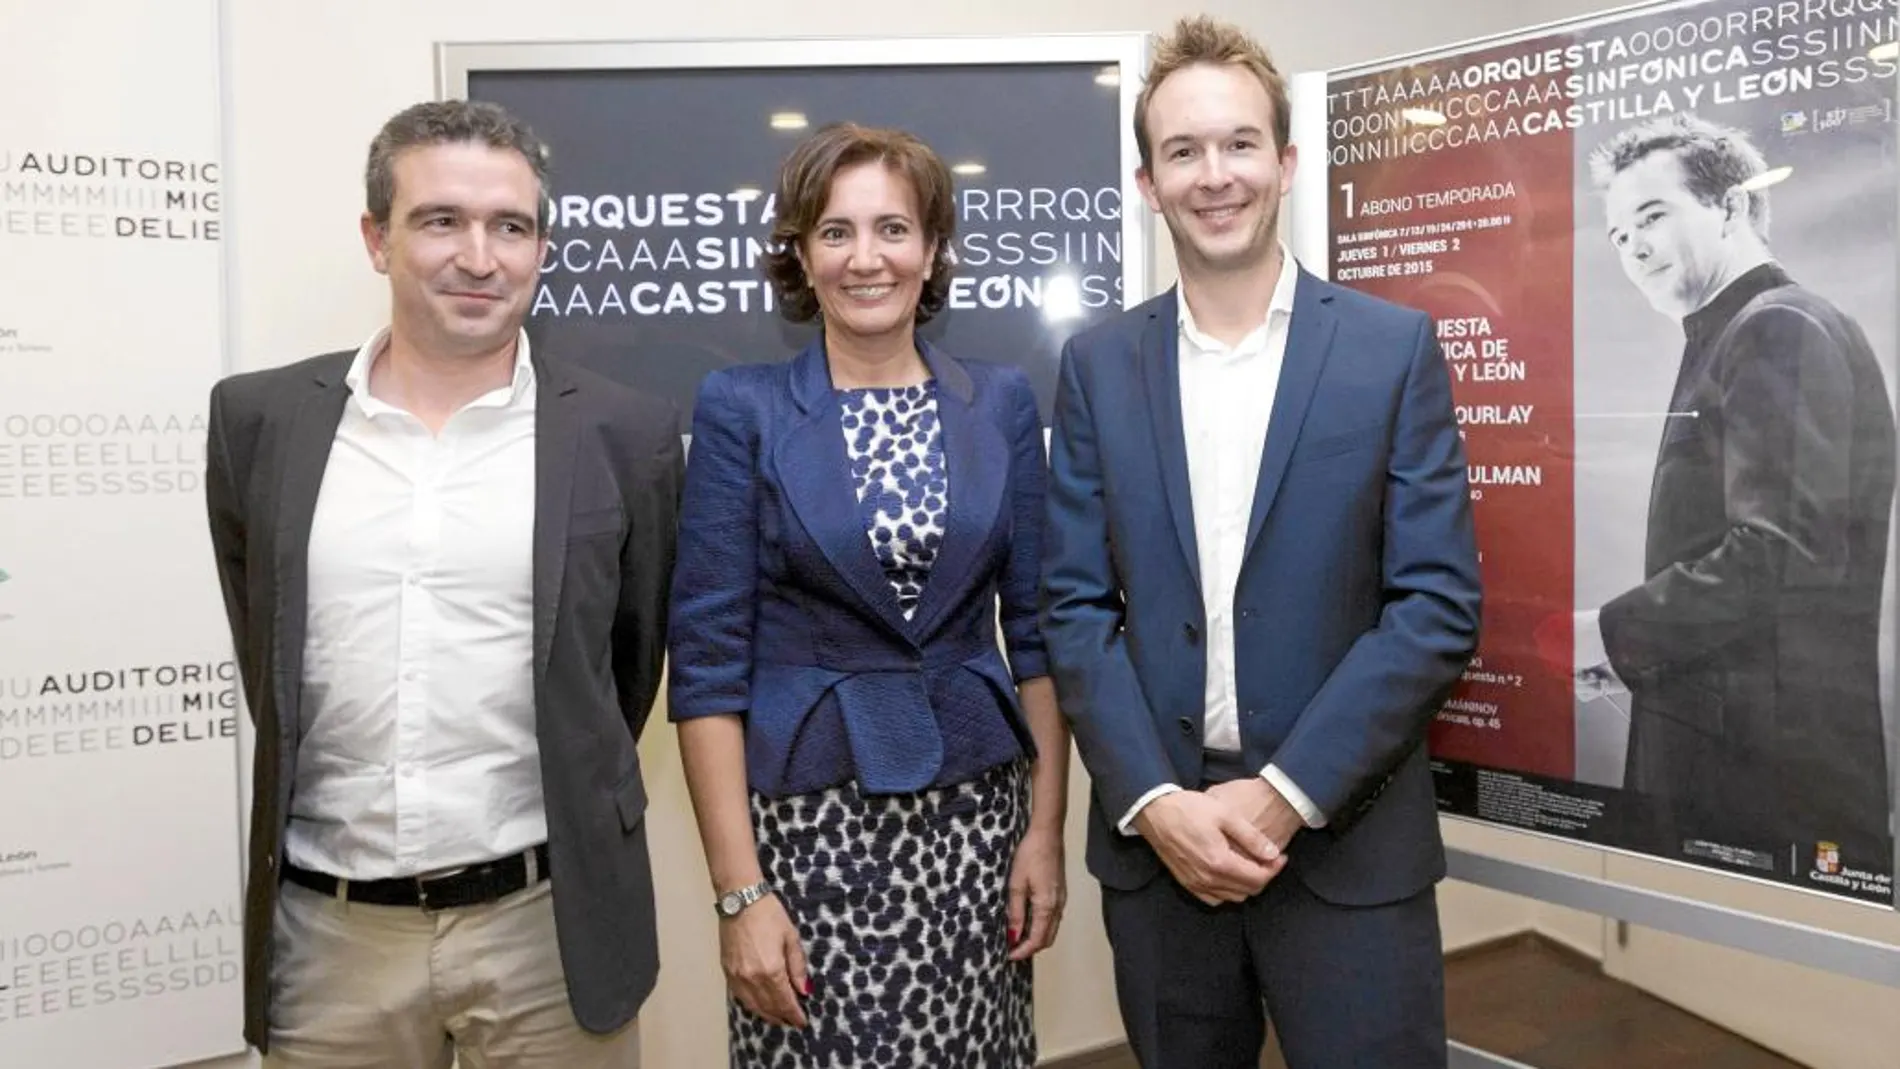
[761,121,957,325]
[1587,112,1772,239]
[1134,16,1291,170]
[364,100,552,234]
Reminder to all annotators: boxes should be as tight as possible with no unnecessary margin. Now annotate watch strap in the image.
[715,879,771,917]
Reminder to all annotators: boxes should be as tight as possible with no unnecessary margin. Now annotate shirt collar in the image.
[344,327,536,415]
[1682,262,1790,349]
[1178,240,1300,355]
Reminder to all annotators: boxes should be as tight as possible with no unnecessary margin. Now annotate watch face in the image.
[719,893,740,916]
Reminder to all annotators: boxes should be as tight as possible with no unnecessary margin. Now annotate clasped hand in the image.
[1135,780,1302,906]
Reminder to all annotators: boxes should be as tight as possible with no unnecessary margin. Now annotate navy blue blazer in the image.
[668,339,1048,797]
[1041,273,1482,906]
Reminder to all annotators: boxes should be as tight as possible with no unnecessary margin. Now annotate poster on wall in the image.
[1324,0,1898,905]
[436,37,1151,424]
[0,0,245,1065]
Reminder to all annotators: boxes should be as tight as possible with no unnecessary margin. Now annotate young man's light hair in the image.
[1134,16,1290,169]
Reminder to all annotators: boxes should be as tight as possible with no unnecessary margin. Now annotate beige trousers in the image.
[264,878,639,1069]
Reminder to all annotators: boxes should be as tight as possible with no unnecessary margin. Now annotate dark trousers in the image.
[1101,751,1447,1069]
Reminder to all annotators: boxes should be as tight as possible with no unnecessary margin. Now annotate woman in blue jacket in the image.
[666,122,1070,1068]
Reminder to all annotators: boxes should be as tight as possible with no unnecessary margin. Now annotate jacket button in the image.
[1177,717,1196,736]
[1183,623,1200,644]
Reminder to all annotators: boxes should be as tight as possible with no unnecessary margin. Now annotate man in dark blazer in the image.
[1040,17,1481,1069]
[1579,113,1894,874]
[204,100,680,1067]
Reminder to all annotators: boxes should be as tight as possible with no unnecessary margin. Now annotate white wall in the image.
[1441,821,1607,960]
[173,0,1897,1066]
[1598,852,1900,1068]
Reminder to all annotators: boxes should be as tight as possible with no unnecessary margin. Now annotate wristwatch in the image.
[714,879,772,918]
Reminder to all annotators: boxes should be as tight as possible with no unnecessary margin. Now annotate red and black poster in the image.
[1326,0,1899,904]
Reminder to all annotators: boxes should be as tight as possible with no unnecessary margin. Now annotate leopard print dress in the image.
[730,380,1036,1068]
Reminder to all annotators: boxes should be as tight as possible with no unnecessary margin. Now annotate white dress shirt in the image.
[286,328,543,881]
[1121,245,1327,833]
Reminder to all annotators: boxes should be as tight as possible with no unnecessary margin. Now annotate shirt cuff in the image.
[1117,783,1183,836]
[1261,763,1327,829]
[1580,660,1629,695]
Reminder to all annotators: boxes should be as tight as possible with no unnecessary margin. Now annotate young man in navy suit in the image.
[1040,16,1482,1068]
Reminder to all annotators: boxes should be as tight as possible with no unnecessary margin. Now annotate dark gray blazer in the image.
[204,347,682,1052]
[1602,265,1894,866]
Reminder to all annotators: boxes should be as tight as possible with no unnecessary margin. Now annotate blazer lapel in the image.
[271,369,349,741]
[1242,272,1338,561]
[908,343,1005,637]
[774,340,914,637]
[532,357,582,689]
[1140,289,1201,589]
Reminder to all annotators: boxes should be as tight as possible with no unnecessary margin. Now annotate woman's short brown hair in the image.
[763,122,957,324]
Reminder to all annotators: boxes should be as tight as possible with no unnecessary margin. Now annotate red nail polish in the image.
[1008,927,1019,943]
[803,978,814,995]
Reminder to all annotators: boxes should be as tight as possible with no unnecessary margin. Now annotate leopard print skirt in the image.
[731,759,1035,1068]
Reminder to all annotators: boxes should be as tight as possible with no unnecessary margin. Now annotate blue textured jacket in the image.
[667,338,1048,797]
